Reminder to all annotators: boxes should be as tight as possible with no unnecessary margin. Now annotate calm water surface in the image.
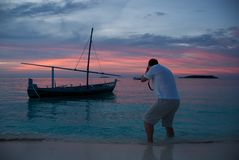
[0,78,238,144]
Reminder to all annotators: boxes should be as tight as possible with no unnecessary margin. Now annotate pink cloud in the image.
[2,42,239,77]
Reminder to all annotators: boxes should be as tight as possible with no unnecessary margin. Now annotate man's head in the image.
[148,58,158,67]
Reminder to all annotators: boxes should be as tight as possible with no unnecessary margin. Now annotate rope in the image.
[75,38,90,70]
[92,44,103,74]
[148,81,154,91]
[32,85,40,98]
[92,44,107,83]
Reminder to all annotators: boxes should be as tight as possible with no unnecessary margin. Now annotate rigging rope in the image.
[92,44,103,74]
[148,81,154,91]
[74,36,110,81]
[74,38,90,70]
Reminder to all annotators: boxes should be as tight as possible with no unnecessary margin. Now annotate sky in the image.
[0,0,239,78]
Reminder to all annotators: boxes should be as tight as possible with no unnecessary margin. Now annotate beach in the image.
[1,140,239,160]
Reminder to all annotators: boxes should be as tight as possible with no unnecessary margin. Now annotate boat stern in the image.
[27,78,40,98]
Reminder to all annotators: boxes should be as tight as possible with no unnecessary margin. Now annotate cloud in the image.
[98,27,239,53]
[0,1,92,40]
[1,27,238,63]
[155,11,166,16]
[145,11,167,18]
[0,0,128,40]
[0,42,82,61]
[0,0,95,19]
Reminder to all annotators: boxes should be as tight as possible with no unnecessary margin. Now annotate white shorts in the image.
[144,99,180,127]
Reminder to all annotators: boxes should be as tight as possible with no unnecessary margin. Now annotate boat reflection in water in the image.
[27,93,116,121]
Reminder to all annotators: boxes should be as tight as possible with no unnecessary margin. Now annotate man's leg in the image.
[162,100,179,138]
[144,121,154,143]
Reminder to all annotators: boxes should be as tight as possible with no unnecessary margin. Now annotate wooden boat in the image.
[22,28,119,98]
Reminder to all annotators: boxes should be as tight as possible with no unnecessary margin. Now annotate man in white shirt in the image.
[141,58,180,144]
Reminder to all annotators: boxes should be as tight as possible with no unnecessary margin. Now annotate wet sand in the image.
[0,140,238,160]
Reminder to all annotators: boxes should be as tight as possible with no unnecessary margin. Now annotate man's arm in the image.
[141,66,150,82]
[141,75,148,82]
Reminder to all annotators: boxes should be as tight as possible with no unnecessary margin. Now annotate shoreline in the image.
[1,140,238,160]
[0,136,239,145]
[1,136,239,145]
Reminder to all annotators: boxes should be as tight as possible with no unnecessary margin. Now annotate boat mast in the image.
[86,28,93,87]
[52,66,54,88]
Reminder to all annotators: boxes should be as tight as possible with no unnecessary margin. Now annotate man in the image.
[141,58,180,144]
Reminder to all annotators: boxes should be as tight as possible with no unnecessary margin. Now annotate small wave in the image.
[156,138,239,146]
[1,136,239,146]
[0,134,47,142]
[0,137,45,142]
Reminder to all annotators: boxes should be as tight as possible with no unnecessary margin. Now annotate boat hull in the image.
[27,79,117,98]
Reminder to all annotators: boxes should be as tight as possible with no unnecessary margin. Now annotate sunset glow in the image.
[0,0,238,78]
[5,45,239,77]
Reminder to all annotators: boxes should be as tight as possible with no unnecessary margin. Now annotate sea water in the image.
[0,77,239,144]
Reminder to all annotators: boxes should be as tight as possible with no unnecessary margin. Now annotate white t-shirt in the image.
[144,64,179,100]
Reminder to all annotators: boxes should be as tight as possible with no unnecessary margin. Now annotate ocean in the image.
[0,77,239,144]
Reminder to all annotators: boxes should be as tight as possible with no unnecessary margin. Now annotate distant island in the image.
[100,76,110,78]
[179,75,218,79]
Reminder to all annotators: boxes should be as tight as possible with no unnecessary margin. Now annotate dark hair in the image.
[148,58,158,66]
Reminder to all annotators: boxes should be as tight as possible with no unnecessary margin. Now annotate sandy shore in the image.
[0,140,238,160]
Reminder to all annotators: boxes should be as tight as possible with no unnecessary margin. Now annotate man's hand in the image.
[145,66,149,73]
[141,75,148,82]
